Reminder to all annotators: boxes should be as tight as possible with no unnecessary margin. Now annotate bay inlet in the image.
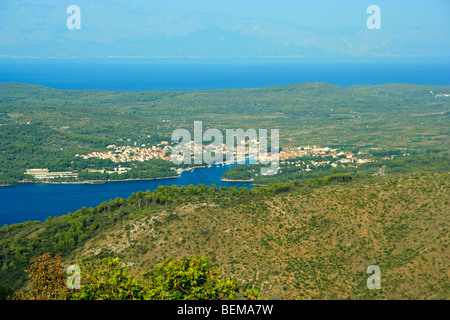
[0,164,252,227]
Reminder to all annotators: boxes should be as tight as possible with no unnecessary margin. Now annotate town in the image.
[75,141,172,163]
[76,141,376,170]
[279,145,374,169]
[25,140,385,181]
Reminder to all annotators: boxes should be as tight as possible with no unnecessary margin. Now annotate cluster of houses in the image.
[279,145,373,169]
[77,140,276,166]
[76,142,172,163]
[75,141,375,169]
[430,90,450,97]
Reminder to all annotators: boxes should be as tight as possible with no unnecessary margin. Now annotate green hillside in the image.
[1,171,448,299]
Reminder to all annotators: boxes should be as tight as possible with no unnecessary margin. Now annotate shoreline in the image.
[0,165,219,187]
[3,175,180,187]
[220,178,254,182]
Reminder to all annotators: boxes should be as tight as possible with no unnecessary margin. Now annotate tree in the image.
[25,252,68,300]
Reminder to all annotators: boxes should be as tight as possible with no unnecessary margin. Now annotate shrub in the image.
[69,257,144,300]
[142,256,239,300]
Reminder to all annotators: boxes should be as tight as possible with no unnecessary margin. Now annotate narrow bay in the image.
[0,164,252,226]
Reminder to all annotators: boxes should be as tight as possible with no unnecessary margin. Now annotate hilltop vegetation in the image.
[0,171,448,299]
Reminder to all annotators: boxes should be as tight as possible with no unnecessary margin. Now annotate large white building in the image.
[25,168,78,179]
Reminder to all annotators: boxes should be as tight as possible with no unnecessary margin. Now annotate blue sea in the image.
[0,57,449,226]
[0,57,449,91]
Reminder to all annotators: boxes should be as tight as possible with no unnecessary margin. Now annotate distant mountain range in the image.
[1,1,448,58]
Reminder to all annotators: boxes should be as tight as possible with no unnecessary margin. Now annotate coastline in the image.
[0,165,218,187]
[220,178,254,182]
[0,184,18,187]
[3,175,180,187]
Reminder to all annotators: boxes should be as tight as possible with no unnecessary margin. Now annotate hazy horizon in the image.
[0,0,449,59]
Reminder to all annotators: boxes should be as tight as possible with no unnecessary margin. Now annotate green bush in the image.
[70,257,144,300]
[143,256,239,300]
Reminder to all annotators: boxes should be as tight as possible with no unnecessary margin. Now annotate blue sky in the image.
[166,0,448,29]
[0,0,448,58]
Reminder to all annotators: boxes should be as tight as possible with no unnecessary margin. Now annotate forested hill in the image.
[1,171,448,299]
[1,81,449,117]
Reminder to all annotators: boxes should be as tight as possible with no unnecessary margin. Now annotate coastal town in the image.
[75,141,377,170]
[75,141,173,163]
[24,138,387,181]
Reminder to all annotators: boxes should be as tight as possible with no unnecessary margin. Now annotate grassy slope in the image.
[61,172,449,300]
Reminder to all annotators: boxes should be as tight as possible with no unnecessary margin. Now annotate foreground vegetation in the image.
[9,254,259,300]
[1,171,448,299]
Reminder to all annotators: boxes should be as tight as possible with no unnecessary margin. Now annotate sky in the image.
[166,0,448,29]
[0,0,448,59]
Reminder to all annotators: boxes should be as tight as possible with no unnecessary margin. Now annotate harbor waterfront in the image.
[0,163,252,227]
